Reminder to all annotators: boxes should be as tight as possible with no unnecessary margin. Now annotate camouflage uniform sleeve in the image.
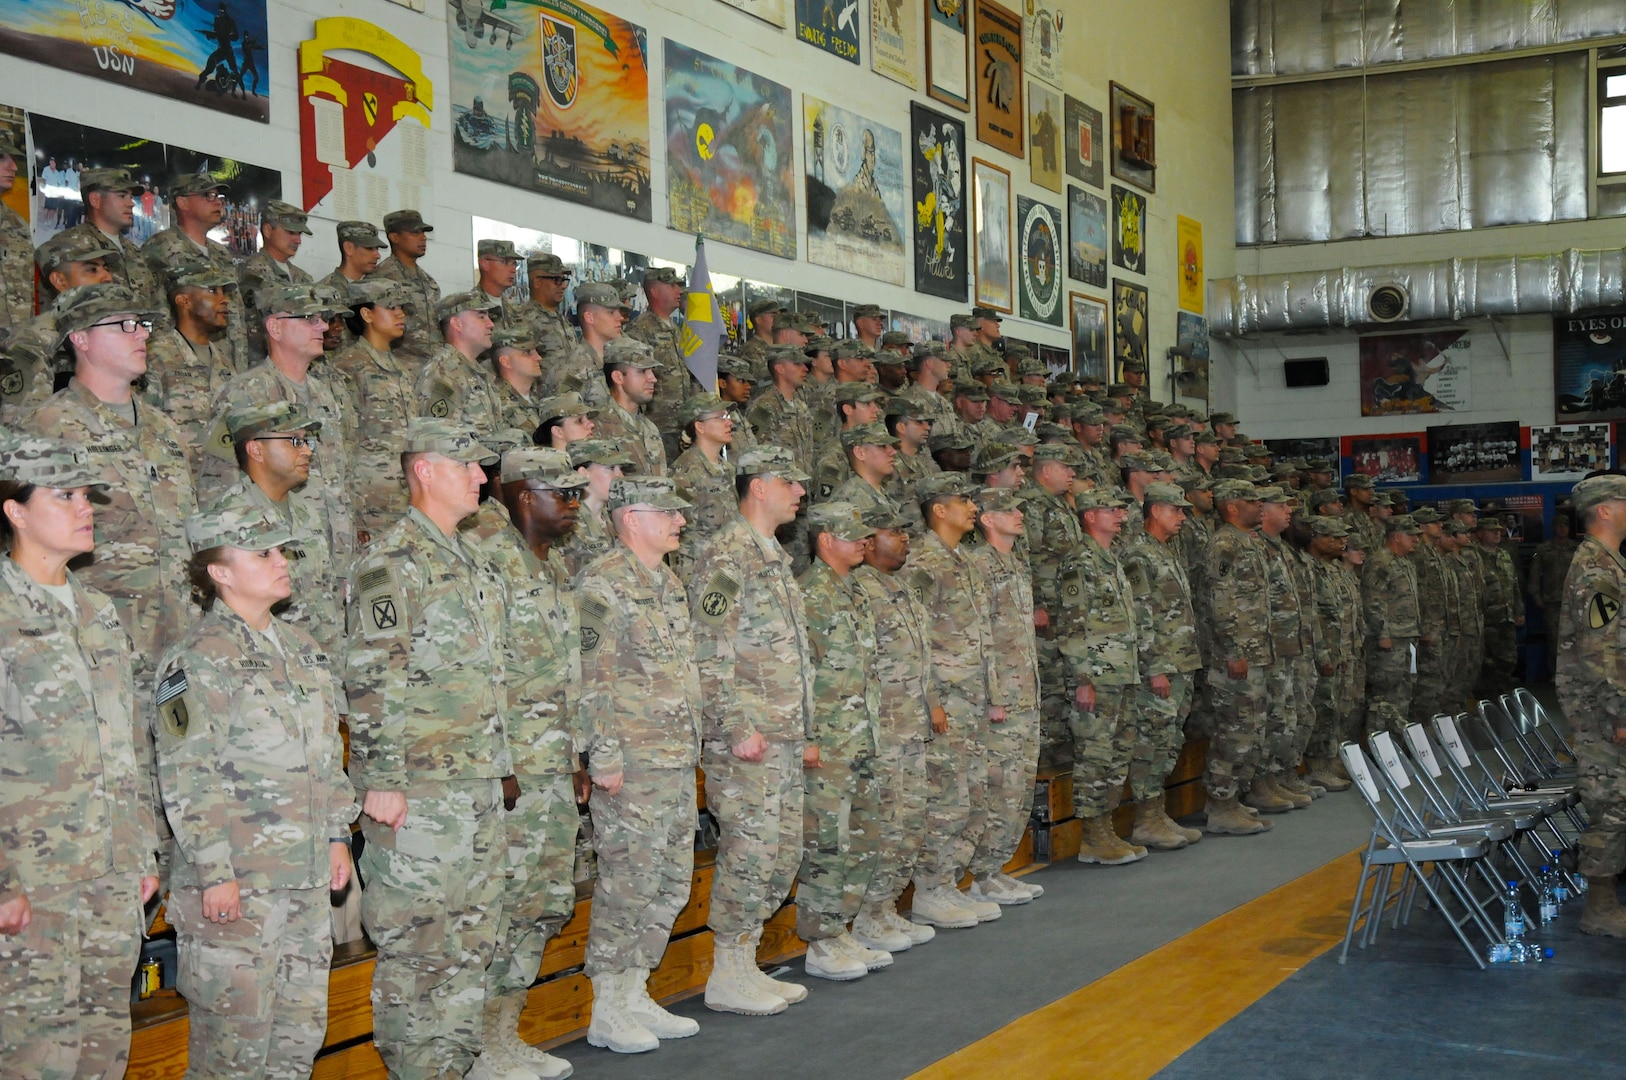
[322,660,361,836]
[153,647,239,888]
[1313,563,1339,670]
[575,573,628,777]
[1121,545,1160,676]
[1205,534,1252,660]
[343,549,419,791]
[1363,555,1395,640]
[1559,550,1626,730]
[688,546,755,747]
[1055,553,1092,687]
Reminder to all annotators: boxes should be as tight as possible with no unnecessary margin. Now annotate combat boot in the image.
[908,884,979,928]
[466,1055,539,1080]
[625,967,702,1036]
[1158,799,1203,844]
[1305,757,1352,792]
[585,972,658,1055]
[1130,798,1189,851]
[1202,794,1271,835]
[1579,878,1626,937]
[704,939,786,1016]
[957,888,1003,921]
[804,936,867,980]
[885,901,936,943]
[998,871,1044,898]
[740,927,808,1004]
[1075,815,1148,865]
[838,931,893,969]
[1267,774,1313,807]
[853,903,913,952]
[1243,777,1295,813]
[968,873,1031,905]
[486,993,572,1079]
[1280,772,1323,799]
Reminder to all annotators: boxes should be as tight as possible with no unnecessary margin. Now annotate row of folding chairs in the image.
[1338,693,1585,969]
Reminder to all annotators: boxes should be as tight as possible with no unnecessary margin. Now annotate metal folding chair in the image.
[1337,741,1500,970]
[1479,698,1576,785]
[1505,689,1578,773]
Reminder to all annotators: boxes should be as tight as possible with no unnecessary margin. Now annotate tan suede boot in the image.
[1075,814,1148,864]
[1579,877,1626,937]
[1130,797,1189,850]
[1243,777,1295,813]
[1203,794,1270,835]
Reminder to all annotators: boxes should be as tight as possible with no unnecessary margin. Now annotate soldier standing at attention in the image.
[513,254,575,362]
[715,354,759,456]
[669,392,738,578]
[415,291,503,436]
[0,132,33,341]
[156,499,356,1078]
[345,420,514,1080]
[333,280,416,540]
[1476,515,1525,698]
[688,446,815,1013]
[142,173,247,370]
[740,299,780,381]
[1024,442,1084,766]
[139,264,242,460]
[320,220,386,296]
[1363,515,1423,738]
[1405,508,1452,725]
[576,477,704,1054]
[1555,474,1626,936]
[473,239,522,331]
[77,168,163,309]
[1253,487,1312,813]
[1303,518,1358,791]
[368,209,442,365]
[487,329,546,435]
[1530,512,1580,680]
[534,391,599,452]
[0,229,119,425]
[237,200,314,354]
[0,436,160,1080]
[592,337,667,476]
[554,438,629,576]
[746,345,816,476]
[625,266,692,463]
[546,282,628,407]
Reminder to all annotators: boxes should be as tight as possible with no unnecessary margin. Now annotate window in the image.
[1600,67,1626,175]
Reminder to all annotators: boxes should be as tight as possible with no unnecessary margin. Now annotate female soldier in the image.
[154,495,357,1077]
[0,435,159,1079]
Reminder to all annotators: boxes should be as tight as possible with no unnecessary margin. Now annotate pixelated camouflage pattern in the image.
[140,228,246,370]
[593,396,666,477]
[414,343,506,436]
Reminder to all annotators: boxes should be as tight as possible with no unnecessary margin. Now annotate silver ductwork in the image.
[1208,248,1626,337]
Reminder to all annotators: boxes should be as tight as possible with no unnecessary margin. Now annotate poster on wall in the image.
[1109,81,1155,193]
[910,103,967,302]
[1111,184,1146,275]
[449,0,650,222]
[1028,82,1062,192]
[804,97,906,285]
[1175,311,1209,400]
[1553,311,1626,423]
[0,0,270,123]
[1070,292,1106,380]
[925,0,969,111]
[871,0,920,89]
[973,0,1023,157]
[27,112,279,257]
[473,217,656,317]
[1427,421,1522,484]
[972,158,1012,312]
[890,310,950,344]
[1345,433,1425,485]
[796,0,860,64]
[302,19,432,228]
[664,40,796,259]
[1025,1,1063,87]
[1064,96,1103,188]
[1498,494,1546,543]
[715,0,787,27]
[1177,214,1204,314]
[795,290,845,337]
[1016,196,1062,326]
[1112,279,1148,375]
[1265,436,1339,463]
[1529,424,1611,481]
[1066,186,1106,287]
[1359,328,1471,416]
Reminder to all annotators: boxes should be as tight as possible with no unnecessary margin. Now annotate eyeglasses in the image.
[531,275,570,283]
[88,318,154,333]
[183,190,226,203]
[273,313,330,325]
[254,435,317,448]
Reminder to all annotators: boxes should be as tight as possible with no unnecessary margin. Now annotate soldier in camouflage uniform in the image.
[962,306,1004,386]
[0,132,33,343]
[554,438,629,576]
[1363,515,1423,738]
[740,299,780,382]
[896,340,956,430]
[344,421,513,1079]
[1254,487,1314,812]
[625,267,692,463]
[1024,443,1083,764]
[594,336,667,477]
[368,210,442,365]
[0,436,160,1080]
[1530,512,1580,679]
[546,282,628,408]
[141,173,247,370]
[157,500,356,1080]
[472,239,522,331]
[686,446,813,1012]
[414,290,503,435]
[1341,473,1384,554]
[669,393,739,578]
[512,254,576,365]
[331,279,417,540]
[1303,518,1359,791]
[966,487,1046,901]
[484,328,546,434]
[319,220,386,298]
[716,353,760,456]
[1441,521,1478,715]
[1449,499,1488,692]
[471,448,587,1080]
[811,382,887,500]
[1406,508,1452,725]
[76,168,163,311]
[534,390,599,452]
[0,229,118,425]
[141,264,242,459]
[745,345,816,475]
[238,200,314,360]
[831,420,903,520]
[1553,474,1626,935]
[1121,483,1205,851]
[1476,515,1525,698]
[577,477,705,1054]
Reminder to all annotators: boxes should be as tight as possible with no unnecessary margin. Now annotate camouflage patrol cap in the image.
[1441,520,1471,536]
[53,284,160,342]
[954,383,990,402]
[970,306,1002,323]
[735,444,811,482]
[79,167,143,195]
[1017,385,1049,407]
[336,220,387,249]
[917,473,978,501]
[1310,488,1343,508]
[261,200,312,235]
[1409,506,1443,524]
[1143,450,1177,472]
[974,486,1023,514]
[1305,458,1334,473]
[1255,485,1293,504]
[1166,403,1194,419]
[748,298,784,319]
[879,331,913,350]
[861,504,910,531]
[537,391,598,420]
[971,355,1007,376]
[1211,478,1261,504]
[36,228,120,273]
[166,263,238,294]
[972,442,1023,474]
[1474,516,1506,533]
[483,428,532,456]
[831,339,868,362]
[569,438,633,468]
[383,209,433,233]
[477,238,521,261]
[1213,464,1251,480]
[169,172,229,197]
[1342,472,1373,490]
[949,313,976,330]
[909,340,948,366]
[224,400,322,443]
[435,290,501,321]
[185,501,293,554]
[346,279,416,311]
[1106,383,1134,397]
[1269,462,1299,480]
[1209,411,1238,425]
[500,447,588,488]
[608,475,691,512]
[926,431,975,454]
[765,343,809,369]
[489,328,537,352]
[1179,473,1213,492]
[1119,359,1147,374]
[1386,513,1422,534]
[1384,490,1410,509]
[833,382,887,408]
[636,266,682,288]
[1108,424,1141,442]
[986,380,1020,402]
[603,336,663,370]
[1117,453,1155,474]
[1310,518,1351,538]
[402,418,498,464]
[263,283,346,318]
[1143,481,1194,508]
[677,392,730,427]
[1446,498,1478,514]
[1217,447,1246,464]
[807,500,875,541]
[0,435,108,490]
[850,303,884,320]
[1034,422,1073,442]
[1003,342,1032,362]
[841,421,899,449]
[1193,430,1220,446]
[1166,423,1195,442]
[574,282,631,313]
[1073,404,1106,425]
[1032,442,1080,467]
[526,252,571,276]
[789,311,826,334]
[717,354,756,381]
[803,335,835,355]
[1076,487,1130,511]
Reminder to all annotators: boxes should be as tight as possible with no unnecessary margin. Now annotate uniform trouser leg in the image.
[1365,640,1417,739]
[1409,637,1449,727]
[1575,736,1626,878]
[1069,685,1138,818]
[1263,657,1301,775]
[864,737,929,905]
[915,695,989,890]
[704,742,802,943]
[0,871,142,1080]
[489,774,580,996]
[172,885,331,1080]
[360,781,504,1080]
[1290,656,1318,765]
[797,756,881,940]
[1202,663,1268,801]
[1480,621,1518,699]
[1129,674,1194,803]
[1305,663,1346,762]
[584,767,696,976]
[1037,641,1073,764]
[969,707,1042,876]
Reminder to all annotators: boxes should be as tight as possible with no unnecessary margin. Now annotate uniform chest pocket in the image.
[232,674,303,758]
[1,618,79,709]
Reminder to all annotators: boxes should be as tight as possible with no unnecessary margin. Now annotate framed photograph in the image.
[1025,1,1063,87]
[1111,184,1146,274]
[1427,421,1523,484]
[1554,311,1626,423]
[1066,185,1107,287]
[925,0,970,112]
[1070,292,1107,381]
[1064,95,1102,187]
[1111,279,1148,374]
[1263,436,1339,463]
[1529,424,1611,481]
[1028,81,1062,192]
[890,309,950,343]
[1360,329,1471,416]
[1344,434,1425,485]
[911,102,968,301]
[1175,311,1210,401]
[1109,81,1156,192]
[972,158,1013,312]
[973,0,1023,157]
[1016,195,1063,326]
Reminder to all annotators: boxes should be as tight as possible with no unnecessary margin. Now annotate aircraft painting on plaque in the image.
[1016,195,1062,326]
[1067,185,1107,287]
[910,102,967,301]
[796,0,861,64]
[664,40,797,259]
[449,0,652,221]
[804,97,907,285]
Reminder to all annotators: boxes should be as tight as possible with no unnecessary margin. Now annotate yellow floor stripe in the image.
[911,849,1365,1080]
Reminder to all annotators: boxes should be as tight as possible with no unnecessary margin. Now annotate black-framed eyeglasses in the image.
[254,435,317,448]
[184,190,226,203]
[273,313,330,325]
[88,318,154,334]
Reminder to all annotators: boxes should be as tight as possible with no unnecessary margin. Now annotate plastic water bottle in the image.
[1503,880,1525,942]
[1538,867,1559,924]
[1551,851,1575,901]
